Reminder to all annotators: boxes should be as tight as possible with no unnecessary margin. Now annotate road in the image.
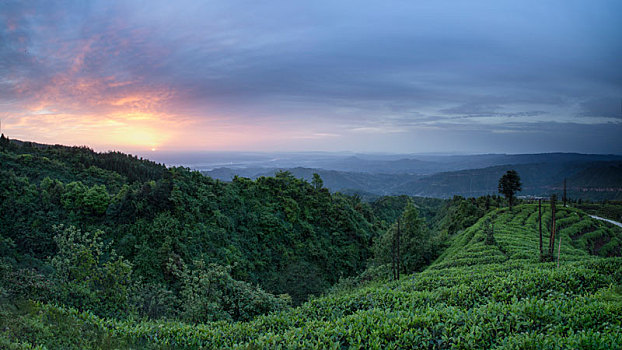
[589,215,622,228]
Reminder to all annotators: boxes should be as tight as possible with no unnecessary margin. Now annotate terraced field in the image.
[3,204,622,349]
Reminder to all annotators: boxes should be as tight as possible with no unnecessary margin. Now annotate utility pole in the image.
[549,195,557,258]
[557,232,562,268]
[563,179,567,207]
[539,199,543,261]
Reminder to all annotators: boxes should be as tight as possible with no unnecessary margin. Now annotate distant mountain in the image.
[150,151,622,176]
[413,153,622,171]
[392,161,622,200]
[316,156,442,174]
[568,162,622,188]
[204,159,622,200]
[317,153,622,175]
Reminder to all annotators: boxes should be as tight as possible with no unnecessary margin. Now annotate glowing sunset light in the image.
[108,127,163,149]
[0,1,620,153]
[111,96,145,106]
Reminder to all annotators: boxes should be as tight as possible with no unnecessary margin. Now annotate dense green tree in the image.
[82,185,110,215]
[171,259,290,323]
[498,170,522,211]
[433,195,489,236]
[50,225,132,318]
[312,173,323,190]
[374,202,432,273]
[61,181,88,212]
[129,280,179,320]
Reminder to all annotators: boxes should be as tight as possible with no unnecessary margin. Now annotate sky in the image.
[1,0,621,154]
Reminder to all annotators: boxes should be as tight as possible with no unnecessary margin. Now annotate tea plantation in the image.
[2,204,621,349]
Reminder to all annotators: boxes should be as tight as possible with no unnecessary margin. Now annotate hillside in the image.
[0,138,379,309]
[3,204,621,348]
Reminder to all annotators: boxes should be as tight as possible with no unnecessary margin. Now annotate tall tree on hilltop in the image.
[0,133,9,149]
[498,170,522,211]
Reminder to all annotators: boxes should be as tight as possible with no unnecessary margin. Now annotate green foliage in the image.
[498,170,522,209]
[483,217,496,245]
[432,195,499,237]
[50,225,133,318]
[3,255,620,348]
[129,280,179,320]
[369,195,414,230]
[0,301,131,350]
[2,140,621,348]
[82,185,110,215]
[0,141,378,317]
[61,181,88,212]
[172,260,290,323]
[373,202,435,274]
[311,173,323,190]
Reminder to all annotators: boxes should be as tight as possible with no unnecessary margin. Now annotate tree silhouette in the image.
[498,170,522,211]
[0,133,9,149]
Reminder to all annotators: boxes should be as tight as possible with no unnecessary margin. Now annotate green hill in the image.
[3,204,621,348]
[0,138,379,311]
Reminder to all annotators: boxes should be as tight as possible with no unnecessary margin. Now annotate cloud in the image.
[441,103,502,115]
[1,0,621,153]
[351,127,407,134]
[579,97,622,119]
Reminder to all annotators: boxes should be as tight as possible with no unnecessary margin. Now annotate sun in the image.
[151,147,157,151]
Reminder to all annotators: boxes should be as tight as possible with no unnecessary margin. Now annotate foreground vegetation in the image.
[3,202,621,348]
[1,137,621,348]
[0,138,382,315]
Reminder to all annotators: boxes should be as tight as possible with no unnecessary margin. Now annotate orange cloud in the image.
[0,29,274,152]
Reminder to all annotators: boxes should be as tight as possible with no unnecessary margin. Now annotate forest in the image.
[1,136,621,348]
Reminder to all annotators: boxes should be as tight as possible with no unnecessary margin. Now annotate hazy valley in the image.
[198,153,622,200]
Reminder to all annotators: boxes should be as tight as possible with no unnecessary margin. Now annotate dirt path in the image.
[589,215,622,228]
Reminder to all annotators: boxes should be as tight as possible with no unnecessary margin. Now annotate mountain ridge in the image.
[204,158,622,200]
